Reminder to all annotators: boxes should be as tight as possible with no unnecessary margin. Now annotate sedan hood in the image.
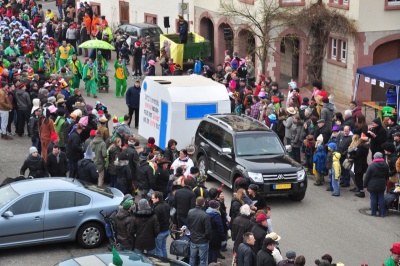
[236,154,301,174]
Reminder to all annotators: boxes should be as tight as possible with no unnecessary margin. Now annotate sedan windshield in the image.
[235,134,285,156]
[0,185,19,209]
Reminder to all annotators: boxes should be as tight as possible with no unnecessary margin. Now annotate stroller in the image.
[170,225,191,262]
[0,176,34,187]
[97,72,109,92]
[99,210,120,251]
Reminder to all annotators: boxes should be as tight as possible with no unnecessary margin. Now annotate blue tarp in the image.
[357,59,400,86]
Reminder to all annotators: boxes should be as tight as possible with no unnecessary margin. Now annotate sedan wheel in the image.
[77,222,104,249]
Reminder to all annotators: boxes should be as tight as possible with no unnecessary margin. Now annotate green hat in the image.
[197,175,207,183]
[122,199,133,210]
[112,247,123,266]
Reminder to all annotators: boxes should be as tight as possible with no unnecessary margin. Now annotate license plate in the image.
[274,184,291,189]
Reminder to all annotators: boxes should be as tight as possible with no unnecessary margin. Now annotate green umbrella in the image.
[79,40,115,50]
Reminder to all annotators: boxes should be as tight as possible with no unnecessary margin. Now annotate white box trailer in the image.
[138,76,231,150]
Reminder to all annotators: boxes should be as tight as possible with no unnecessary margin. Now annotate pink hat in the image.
[48,105,57,114]
[148,59,155,66]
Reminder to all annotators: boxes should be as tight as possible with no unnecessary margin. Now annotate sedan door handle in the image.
[34,216,41,221]
[78,211,84,215]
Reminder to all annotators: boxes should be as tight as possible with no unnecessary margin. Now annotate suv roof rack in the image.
[206,115,233,131]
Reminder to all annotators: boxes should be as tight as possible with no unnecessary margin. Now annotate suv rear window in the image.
[236,133,285,156]
[142,28,163,37]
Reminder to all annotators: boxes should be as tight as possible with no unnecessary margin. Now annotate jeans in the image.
[155,230,169,257]
[134,248,156,255]
[332,175,340,195]
[370,191,385,217]
[0,110,9,134]
[190,242,209,266]
[340,165,350,185]
[31,137,40,154]
[57,5,63,19]
[328,170,333,190]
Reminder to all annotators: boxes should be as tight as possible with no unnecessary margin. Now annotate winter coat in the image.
[283,115,293,139]
[115,159,132,195]
[351,106,362,122]
[385,153,398,177]
[332,152,341,180]
[15,89,31,110]
[114,208,135,250]
[336,132,353,158]
[107,145,122,175]
[163,147,179,163]
[229,198,243,223]
[325,150,333,170]
[232,214,254,253]
[354,124,368,137]
[237,242,256,266]
[193,183,210,199]
[137,160,155,190]
[132,210,160,251]
[173,186,196,218]
[363,158,389,193]
[66,130,83,161]
[77,159,99,184]
[122,144,140,179]
[206,208,226,249]
[342,117,355,131]
[320,103,335,130]
[367,123,387,154]
[125,86,140,109]
[187,206,212,244]
[313,146,327,174]
[256,247,276,266]
[155,168,170,196]
[46,151,68,177]
[29,115,41,140]
[40,118,55,142]
[20,154,48,178]
[153,201,170,232]
[90,136,107,172]
[348,144,369,174]
[290,121,303,148]
[314,125,332,145]
[0,88,12,111]
[251,223,268,254]
[54,116,66,148]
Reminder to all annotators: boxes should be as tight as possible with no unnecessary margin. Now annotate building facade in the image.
[87,0,400,103]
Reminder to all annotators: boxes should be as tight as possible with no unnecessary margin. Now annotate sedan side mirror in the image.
[2,211,14,218]
[285,145,292,153]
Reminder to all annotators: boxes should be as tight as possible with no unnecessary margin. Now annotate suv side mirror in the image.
[222,147,232,154]
[285,145,292,153]
[3,211,14,218]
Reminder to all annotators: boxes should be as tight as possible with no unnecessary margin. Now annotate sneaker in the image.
[331,193,340,197]
[355,192,365,198]
[326,187,333,191]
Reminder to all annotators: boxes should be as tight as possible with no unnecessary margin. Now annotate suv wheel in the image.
[289,192,306,201]
[198,155,208,175]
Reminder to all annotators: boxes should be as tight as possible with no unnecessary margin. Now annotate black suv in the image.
[194,114,307,201]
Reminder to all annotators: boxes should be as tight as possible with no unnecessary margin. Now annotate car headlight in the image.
[297,169,306,181]
[248,172,263,183]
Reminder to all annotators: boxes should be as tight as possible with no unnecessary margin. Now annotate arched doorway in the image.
[217,23,233,65]
[199,17,214,61]
[279,34,300,86]
[371,39,400,101]
[237,29,255,63]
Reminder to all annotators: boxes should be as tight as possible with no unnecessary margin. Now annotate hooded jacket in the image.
[290,120,303,148]
[321,102,335,129]
[67,130,83,161]
[46,151,68,177]
[20,154,48,178]
[114,208,135,250]
[115,159,132,195]
[90,136,107,172]
[348,143,369,174]
[368,121,387,154]
[132,209,160,251]
[136,160,155,190]
[15,88,31,111]
[364,158,389,192]
[313,145,327,174]
[332,152,341,180]
[77,158,99,184]
[206,207,226,249]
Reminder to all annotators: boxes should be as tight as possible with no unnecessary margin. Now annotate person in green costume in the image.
[383,243,400,266]
[94,52,108,73]
[69,53,83,95]
[38,52,52,77]
[56,40,72,70]
[114,57,128,98]
[26,45,41,72]
[82,58,98,98]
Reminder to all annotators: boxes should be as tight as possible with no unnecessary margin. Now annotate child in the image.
[325,143,336,192]
[313,144,327,186]
[331,150,341,196]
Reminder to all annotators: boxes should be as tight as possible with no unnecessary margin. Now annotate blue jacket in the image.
[179,21,188,42]
[313,145,327,173]
[194,61,202,74]
[206,208,226,248]
[125,85,141,109]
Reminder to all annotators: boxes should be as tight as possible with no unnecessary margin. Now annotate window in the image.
[239,0,255,4]
[49,191,90,210]
[328,36,348,66]
[208,124,224,147]
[386,0,400,10]
[279,0,305,6]
[331,38,337,59]
[8,193,44,215]
[144,13,157,25]
[328,0,349,9]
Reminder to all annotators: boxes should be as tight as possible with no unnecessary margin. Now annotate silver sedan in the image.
[0,178,124,249]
